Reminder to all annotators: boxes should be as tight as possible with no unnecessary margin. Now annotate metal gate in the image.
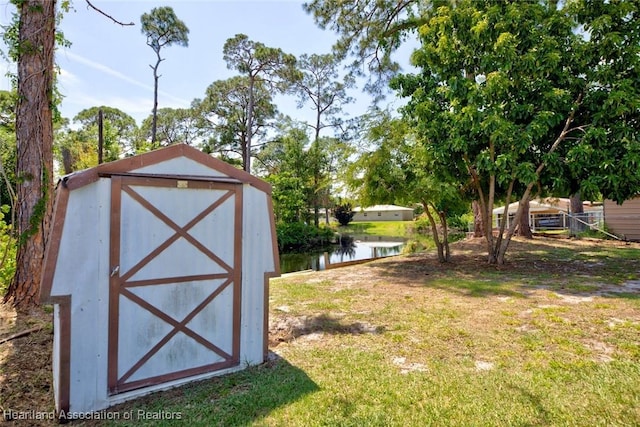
[107,175,242,394]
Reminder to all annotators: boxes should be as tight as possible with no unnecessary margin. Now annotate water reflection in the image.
[279,234,405,274]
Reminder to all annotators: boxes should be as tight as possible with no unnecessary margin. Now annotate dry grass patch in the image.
[266,237,640,425]
[0,307,54,426]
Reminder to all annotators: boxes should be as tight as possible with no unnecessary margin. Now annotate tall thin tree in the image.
[223,34,299,172]
[4,0,56,310]
[140,7,189,147]
[294,53,353,226]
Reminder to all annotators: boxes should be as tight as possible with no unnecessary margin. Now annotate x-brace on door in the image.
[107,175,242,394]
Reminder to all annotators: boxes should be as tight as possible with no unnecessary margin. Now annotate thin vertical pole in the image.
[98,108,104,164]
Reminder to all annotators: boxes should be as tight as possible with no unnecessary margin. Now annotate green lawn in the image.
[334,221,413,237]
[90,237,640,427]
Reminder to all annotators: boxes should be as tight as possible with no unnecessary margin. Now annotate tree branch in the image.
[535,92,583,176]
[85,1,135,26]
[0,325,47,344]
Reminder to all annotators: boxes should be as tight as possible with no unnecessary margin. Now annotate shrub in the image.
[276,222,335,252]
[402,239,427,254]
[334,203,355,226]
[412,215,431,234]
[448,213,472,231]
[0,205,16,296]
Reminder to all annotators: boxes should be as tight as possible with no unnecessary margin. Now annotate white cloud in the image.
[57,67,80,86]
[58,50,190,106]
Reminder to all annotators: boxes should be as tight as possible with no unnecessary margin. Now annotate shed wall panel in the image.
[50,179,111,412]
[605,198,640,241]
[241,186,276,364]
[52,306,61,410]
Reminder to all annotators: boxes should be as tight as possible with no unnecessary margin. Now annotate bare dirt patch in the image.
[0,307,54,425]
[269,236,640,350]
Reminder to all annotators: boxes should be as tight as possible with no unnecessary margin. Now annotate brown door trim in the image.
[107,175,242,395]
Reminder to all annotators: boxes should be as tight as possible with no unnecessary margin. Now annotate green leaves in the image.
[222,34,300,170]
[140,6,189,51]
[223,34,299,85]
[303,0,422,96]
[197,76,277,161]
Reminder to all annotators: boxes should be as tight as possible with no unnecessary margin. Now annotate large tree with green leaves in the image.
[195,76,277,168]
[350,109,467,262]
[140,6,189,147]
[259,127,313,223]
[222,34,300,172]
[55,106,138,173]
[294,53,354,142]
[140,107,199,148]
[563,0,640,204]
[393,0,640,264]
[304,134,354,226]
[294,53,354,226]
[74,106,138,158]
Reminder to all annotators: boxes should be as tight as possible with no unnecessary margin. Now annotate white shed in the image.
[40,144,280,415]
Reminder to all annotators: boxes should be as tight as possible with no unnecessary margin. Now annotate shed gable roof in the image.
[62,144,271,194]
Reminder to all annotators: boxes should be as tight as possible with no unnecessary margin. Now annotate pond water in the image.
[279,234,406,274]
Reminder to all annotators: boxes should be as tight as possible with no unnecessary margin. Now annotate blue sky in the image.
[1,0,414,128]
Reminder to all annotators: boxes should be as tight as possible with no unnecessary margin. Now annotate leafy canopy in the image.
[392,0,640,263]
[140,6,189,52]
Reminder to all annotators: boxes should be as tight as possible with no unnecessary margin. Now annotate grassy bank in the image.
[335,221,412,237]
[2,237,639,426]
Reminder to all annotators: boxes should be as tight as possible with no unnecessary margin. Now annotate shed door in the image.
[108,175,242,395]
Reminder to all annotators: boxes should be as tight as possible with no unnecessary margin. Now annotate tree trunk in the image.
[150,51,161,147]
[515,196,533,239]
[61,147,73,175]
[496,182,537,265]
[423,202,447,263]
[569,191,585,236]
[472,200,483,237]
[312,165,320,227]
[470,95,580,265]
[4,0,56,311]
[437,210,451,262]
[570,191,584,214]
[244,76,255,172]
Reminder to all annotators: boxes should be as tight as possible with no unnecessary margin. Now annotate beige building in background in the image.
[352,205,415,222]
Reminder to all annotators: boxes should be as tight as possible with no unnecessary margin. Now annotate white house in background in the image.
[604,197,640,241]
[492,197,603,231]
[352,204,415,221]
